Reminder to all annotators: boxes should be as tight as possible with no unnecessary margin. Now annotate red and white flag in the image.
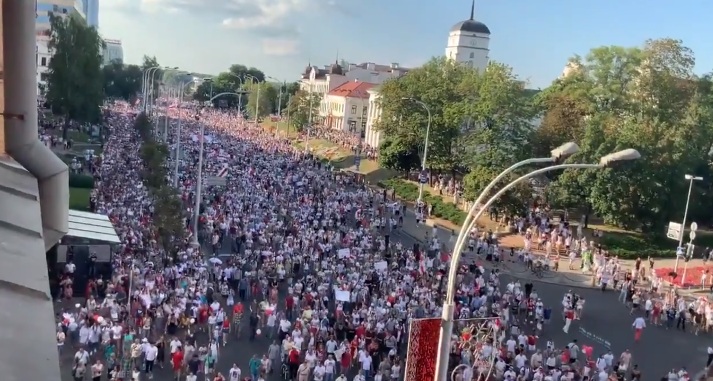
[217,164,229,178]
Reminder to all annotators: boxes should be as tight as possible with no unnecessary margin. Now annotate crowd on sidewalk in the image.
[52,102,701,381]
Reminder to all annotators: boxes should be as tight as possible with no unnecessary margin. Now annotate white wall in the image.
[365,90,383,148]
[445,30,490,71]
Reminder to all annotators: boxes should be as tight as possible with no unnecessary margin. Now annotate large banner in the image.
[404,318,440,381]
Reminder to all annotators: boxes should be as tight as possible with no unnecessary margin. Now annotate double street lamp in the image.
[674,174,704,272]
[433,144,641,381]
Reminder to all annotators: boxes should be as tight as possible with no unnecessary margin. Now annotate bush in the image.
[69,173,95,189]
[601,230,713,259]
[380,178,467,226]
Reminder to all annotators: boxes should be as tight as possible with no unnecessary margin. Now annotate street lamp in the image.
[173,79,201,187]
[402,97,432,208]
[141,66,161,111]
[433,147,641,381]
[674,174,704,272]
[190,91,243,248]
[244,74,261,124]
[148,67,179,114]
[305,81,315,155]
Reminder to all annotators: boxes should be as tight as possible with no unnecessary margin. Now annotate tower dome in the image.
[451,0,490,35]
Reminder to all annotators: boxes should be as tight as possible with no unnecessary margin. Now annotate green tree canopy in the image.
[46,13,104,138]
[375,57,538,215]
[245,82,276,119]
[193,64,268,109]
[545,38,713,233]
[285,89,321,132]
[102,62,143,101]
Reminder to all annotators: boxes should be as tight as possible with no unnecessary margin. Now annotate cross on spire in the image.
[470,0,475,20]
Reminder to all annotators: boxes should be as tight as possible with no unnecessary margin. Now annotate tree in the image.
[375,58,537,216]
[245,82,275,119]
[102,61,143,101]
[546,39,713,233]
[194,64,267,107]
[285,90,321,132]
[378,137,421,173]
[134,112,184,251]
[141,55,162,99]
[46,13,104,139]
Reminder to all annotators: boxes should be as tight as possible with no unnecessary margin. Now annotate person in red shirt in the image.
[288,347,300,379]
[171,348,184,379]
[285,295,295,320]
[222,319,230,346]
[354,323,366,338]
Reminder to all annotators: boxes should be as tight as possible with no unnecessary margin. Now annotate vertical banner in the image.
[404,318,440,381]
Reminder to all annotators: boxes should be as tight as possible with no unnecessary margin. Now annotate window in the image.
[62,8,67,14]
[351,105,357,114]
[362,107,367,117]
[469,52,475,59]
[41,57,47,66]
[40,72,49,82]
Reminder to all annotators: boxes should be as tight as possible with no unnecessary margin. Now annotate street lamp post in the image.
[190,92,244,248]
[433,148,641,381]
[402,97,432,208]
[141,66,161,111]
[173,80,196,187]
[674,174,704,272]
[305,82,314,155]
[244,75,261,124]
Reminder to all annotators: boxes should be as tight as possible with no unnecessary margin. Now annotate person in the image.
[144,341,158,378]
[90,360,103,381]
[249,354,262,381]
[297,359,311,381]
[632,316,646,341]
[229,364,242,381]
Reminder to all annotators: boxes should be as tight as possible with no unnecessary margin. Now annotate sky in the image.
[101,0,713,89]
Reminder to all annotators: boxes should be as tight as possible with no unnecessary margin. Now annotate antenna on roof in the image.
[470,0,475,20]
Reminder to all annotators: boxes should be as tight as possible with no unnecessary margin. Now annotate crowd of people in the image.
[304,125,378,161]
[52,101,700,381]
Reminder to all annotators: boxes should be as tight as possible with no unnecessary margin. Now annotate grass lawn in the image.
[49,129,92,143]
[69,187,92,211]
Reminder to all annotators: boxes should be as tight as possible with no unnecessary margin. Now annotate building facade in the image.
[35,0,86,88]
[323,80,373,133]
[364,87,383,149]
[102,38,123,65]
[299,61,409,125]
[83,0,98,28]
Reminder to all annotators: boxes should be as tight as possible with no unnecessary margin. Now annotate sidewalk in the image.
[395,206,713,292]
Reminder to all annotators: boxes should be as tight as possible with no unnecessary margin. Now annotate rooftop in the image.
[328,80,375,99]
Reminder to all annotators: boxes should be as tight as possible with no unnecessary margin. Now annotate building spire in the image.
[470,0,475,20]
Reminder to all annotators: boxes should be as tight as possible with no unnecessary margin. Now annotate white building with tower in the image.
[444,0,491,71]
[361,0,492,150]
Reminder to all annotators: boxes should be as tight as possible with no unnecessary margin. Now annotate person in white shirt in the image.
[185,372,198,381]
[313,361,326,381]
[632,316,646,341]
[324,356,336,381]
[144,343,158,378]
[229,364,241,381]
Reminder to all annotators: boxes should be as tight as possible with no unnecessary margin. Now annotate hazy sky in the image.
[101,0,713,88]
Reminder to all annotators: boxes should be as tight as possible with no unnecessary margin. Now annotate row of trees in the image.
[192,65,301,120]
[135,113,184,252]
[376,39,713,233]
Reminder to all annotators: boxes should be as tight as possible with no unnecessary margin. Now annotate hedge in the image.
[601,230,713,259]
[68,173,95,189]
[379,178,467,226]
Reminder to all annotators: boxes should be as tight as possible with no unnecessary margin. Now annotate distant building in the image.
[83,0,99,28]
[444,0,490,71]
[324,80,374,133]
[102,39,123,65]
[36,0,87,89]
[298,60,409,127]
